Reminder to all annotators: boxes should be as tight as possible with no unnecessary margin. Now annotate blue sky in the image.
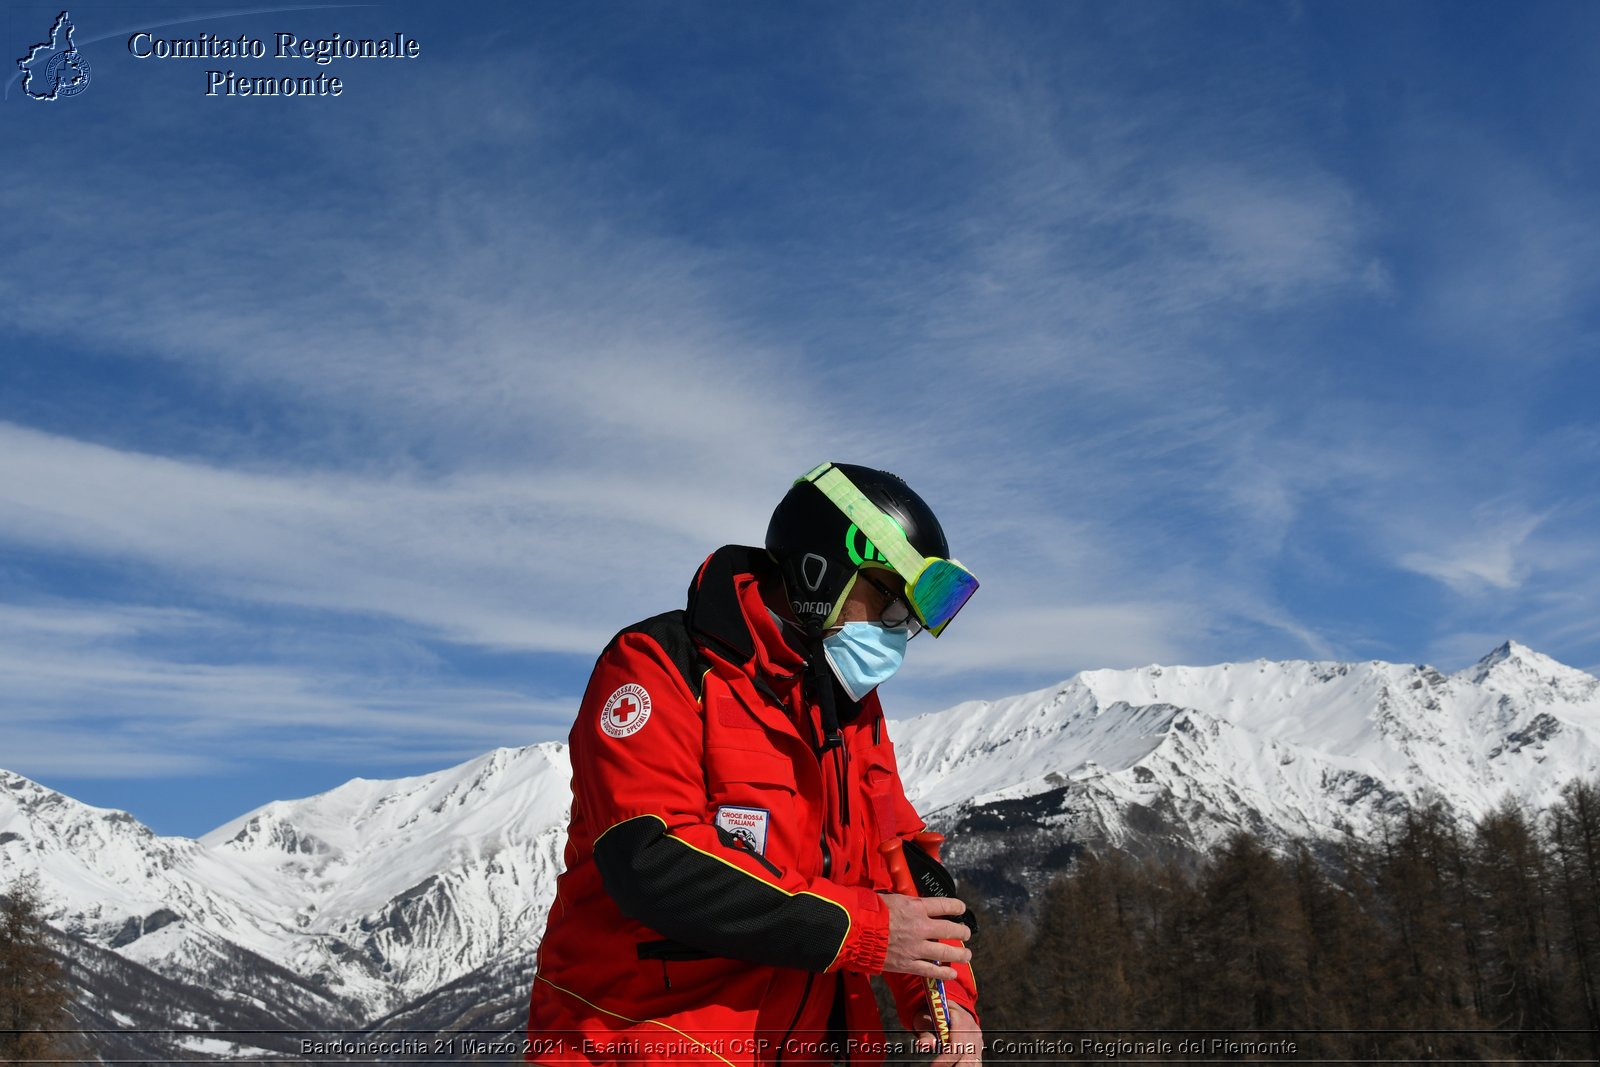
[3,1,1597,838]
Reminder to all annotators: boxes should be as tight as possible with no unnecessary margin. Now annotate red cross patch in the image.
[599,683,652,739]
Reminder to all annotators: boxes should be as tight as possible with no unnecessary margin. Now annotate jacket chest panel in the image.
[701,672,903,890]
[702,681,820,878]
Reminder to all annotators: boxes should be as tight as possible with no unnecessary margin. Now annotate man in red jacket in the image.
[527,462,982,1066]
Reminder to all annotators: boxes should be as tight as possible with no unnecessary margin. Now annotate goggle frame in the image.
[800,463,979,637]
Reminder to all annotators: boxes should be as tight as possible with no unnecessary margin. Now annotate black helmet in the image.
[766,462,951,634]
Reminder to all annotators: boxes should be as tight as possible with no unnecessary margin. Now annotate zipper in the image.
[747,845,783,879]
[754,674,786,707]
[636,939,715,962]
[723,830,784,879]
[638,939,714,994]
[791,662,839,882]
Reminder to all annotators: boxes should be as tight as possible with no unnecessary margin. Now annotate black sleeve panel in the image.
[594,814,852,972]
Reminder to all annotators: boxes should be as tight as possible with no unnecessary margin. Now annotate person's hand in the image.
[911,1002,982,1066]
[881,893,971,980]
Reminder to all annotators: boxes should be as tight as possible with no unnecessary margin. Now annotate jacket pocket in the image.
[704,748,798,796]
[636,938,717,962]
[706,748,800,867]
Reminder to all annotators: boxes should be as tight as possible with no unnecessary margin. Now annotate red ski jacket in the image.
[526,546,978,1066]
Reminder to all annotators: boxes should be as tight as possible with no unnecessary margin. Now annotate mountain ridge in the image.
[5,641,1598,1034]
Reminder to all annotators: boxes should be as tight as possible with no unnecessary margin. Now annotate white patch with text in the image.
[599,683,652,738]
[716,805,771,855]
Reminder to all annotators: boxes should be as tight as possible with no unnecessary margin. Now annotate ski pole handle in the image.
[913,831,945,862]
[879,839,955,1052]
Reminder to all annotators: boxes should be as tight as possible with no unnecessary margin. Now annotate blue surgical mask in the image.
[822,622,909,702]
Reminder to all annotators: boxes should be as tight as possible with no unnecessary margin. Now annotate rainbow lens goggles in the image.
[801,463,980,637]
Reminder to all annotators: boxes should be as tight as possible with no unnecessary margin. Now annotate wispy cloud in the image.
[913,600,1202,678]
[0,421,763,652]
[0,598,572,777]
[1398,506,1549,594]
[1,3,1597,829]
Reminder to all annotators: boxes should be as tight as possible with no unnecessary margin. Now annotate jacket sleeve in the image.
[571,631,889,974]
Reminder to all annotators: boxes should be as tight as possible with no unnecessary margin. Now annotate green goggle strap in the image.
[803,464,930,582]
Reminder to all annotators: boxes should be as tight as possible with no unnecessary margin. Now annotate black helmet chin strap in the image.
[804,630,851,827]
[805,633,843,752]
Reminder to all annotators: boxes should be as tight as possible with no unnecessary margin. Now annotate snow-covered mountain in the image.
[891,640,1600,898]
[4,641,1598,1033]
[2,743,572,1021]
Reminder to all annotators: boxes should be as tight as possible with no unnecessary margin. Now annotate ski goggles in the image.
[801,462,980,637]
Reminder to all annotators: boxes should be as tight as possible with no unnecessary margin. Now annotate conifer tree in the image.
[1326,835,1414,1058]
[1475,798,1559,1057]
[942,777,1600,1061]
[1547,778,1600,1056]
[966,896,1033,1038]
[1190,832,1310,1032]
[1027,853,1143,1031]
[1373,802,1480,1033]
[1137,854,1203,1031]
[0,876,75,1065]
[1291,843,1381,1058]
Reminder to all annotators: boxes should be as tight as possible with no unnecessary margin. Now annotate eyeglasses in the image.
[800,462,979,637]
[856,570,923,639]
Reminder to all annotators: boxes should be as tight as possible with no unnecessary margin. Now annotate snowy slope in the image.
[4,642,1598,1026]
[1,744,571,1018]
[892,640,1600,851]
[197,743,570,1010]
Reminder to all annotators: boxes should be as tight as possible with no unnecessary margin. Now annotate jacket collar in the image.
[686,545,808,685]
